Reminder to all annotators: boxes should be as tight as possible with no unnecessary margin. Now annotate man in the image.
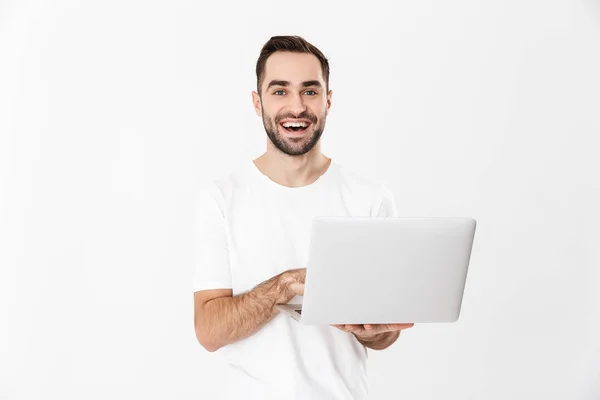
[193,35,414,399]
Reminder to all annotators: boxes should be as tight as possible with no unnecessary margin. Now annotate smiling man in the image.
[193,35,413,399]
[256,52,325,157]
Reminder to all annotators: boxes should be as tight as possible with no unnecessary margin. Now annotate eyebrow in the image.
[266,80,323,89]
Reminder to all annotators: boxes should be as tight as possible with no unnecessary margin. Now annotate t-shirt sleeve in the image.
[192,187,232,292]
[376,184,399,217]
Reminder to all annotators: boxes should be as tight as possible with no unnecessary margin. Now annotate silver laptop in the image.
[277,217,477,324]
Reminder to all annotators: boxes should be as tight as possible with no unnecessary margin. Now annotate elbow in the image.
[201,342,220,353]
[194,326,222,353]
[203,342,221,353]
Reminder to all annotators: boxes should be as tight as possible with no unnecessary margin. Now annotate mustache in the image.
[275,112,317,124]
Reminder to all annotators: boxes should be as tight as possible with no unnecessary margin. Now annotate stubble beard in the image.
[261,107,326,156]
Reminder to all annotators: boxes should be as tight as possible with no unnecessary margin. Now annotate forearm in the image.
[200,277,281,351]
[355,331,400,350]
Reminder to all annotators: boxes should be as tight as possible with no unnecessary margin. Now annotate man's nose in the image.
[287,93,306,115]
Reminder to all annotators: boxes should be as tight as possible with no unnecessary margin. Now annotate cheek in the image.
[312,103,327,117]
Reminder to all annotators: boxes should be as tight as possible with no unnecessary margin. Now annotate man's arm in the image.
[194,268,305,352]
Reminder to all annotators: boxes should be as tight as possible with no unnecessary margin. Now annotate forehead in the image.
[263,51,324,87]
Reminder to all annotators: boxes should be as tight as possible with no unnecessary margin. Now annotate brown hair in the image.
[255,35,330,94]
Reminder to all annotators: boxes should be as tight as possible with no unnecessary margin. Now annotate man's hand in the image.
[278,273,414,350]
[333,323,414,337]
[275,268,306,304]
[288,282,304,296]
[333,323,414,350]
[194,267,307,352]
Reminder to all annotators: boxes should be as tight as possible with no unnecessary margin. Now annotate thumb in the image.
[289,283,305,295]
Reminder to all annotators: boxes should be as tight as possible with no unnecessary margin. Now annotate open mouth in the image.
[280,120,312,135]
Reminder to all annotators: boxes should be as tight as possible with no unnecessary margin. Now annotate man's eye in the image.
[305,90,317,95]
[274,90,285,95]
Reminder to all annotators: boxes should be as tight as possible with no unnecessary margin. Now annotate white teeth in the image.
[282,121,308,128]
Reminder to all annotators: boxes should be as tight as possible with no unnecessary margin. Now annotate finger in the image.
[334,325,364,335]
[391,323,415,330]
[349,325,380,339]
[289,283,304,295]
[346,324,366,335]
[376,323,414,333]
[361,324,410,334]
[373,324,392,334]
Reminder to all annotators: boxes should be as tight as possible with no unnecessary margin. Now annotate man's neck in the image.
[253,149,331,188]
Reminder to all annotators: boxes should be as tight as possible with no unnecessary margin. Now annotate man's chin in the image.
[272,139,312,156]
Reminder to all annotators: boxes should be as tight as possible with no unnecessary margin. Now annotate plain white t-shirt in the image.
[193,159,398,400]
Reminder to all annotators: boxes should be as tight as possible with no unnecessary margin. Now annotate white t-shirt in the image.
[193,159,398,400]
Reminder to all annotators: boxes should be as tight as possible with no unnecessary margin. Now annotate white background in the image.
[1,0,599,399]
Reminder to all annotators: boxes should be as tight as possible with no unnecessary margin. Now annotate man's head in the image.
[252,36,332,156]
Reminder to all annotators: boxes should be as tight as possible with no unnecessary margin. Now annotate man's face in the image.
[252,51,332,156]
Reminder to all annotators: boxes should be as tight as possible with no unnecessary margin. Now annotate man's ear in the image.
[252,91,262,116]
[326,89,333,115]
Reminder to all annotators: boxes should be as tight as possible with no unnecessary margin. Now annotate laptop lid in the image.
[299,217,477,325]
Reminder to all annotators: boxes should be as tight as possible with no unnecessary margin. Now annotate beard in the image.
[261,108,326,156]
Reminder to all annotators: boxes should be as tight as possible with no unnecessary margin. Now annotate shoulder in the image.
[330,162,398,216]
[333,163,394,199]
[196,162,251,213]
